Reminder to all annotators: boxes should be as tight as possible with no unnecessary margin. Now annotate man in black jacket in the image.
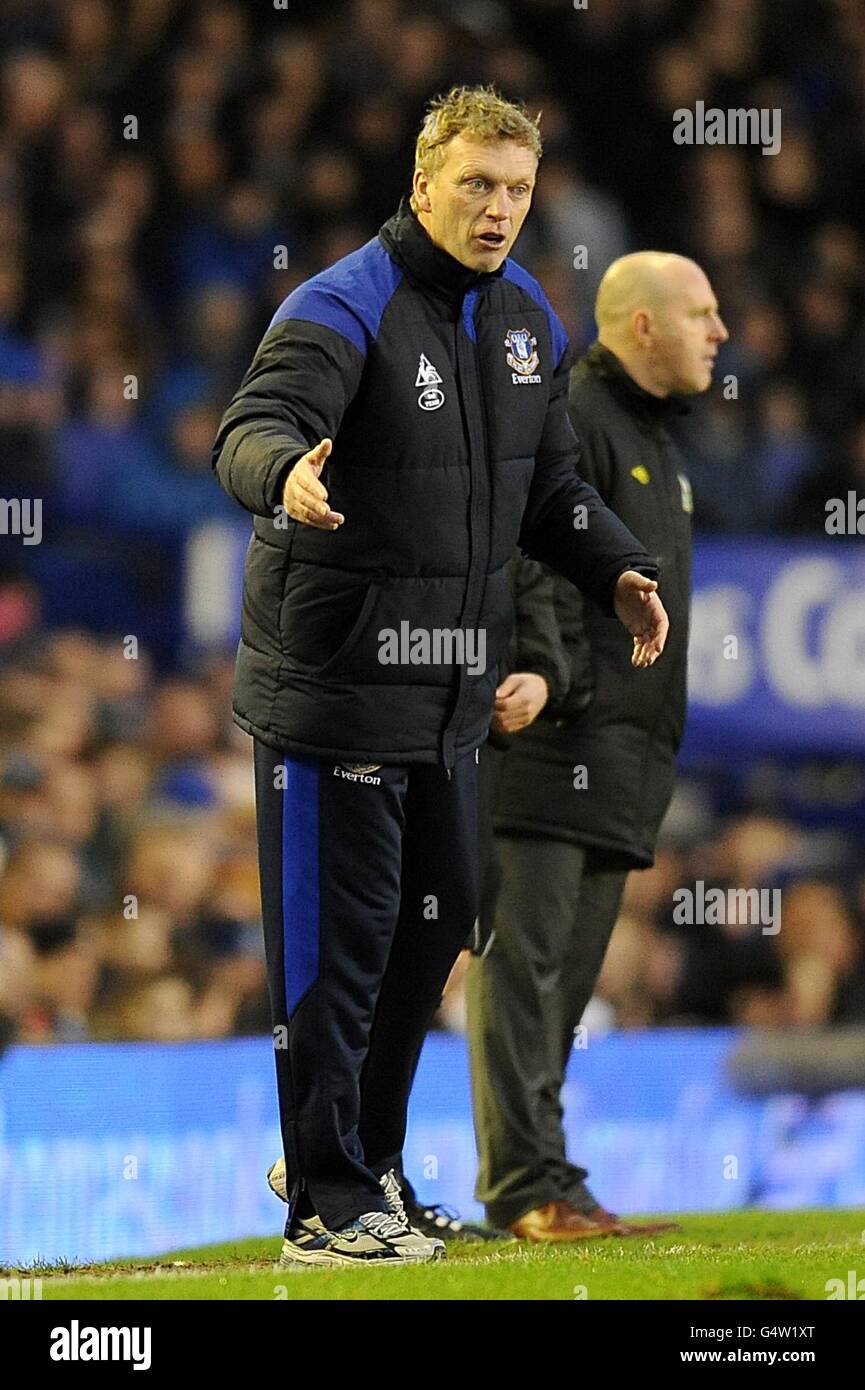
[467,251,727,1241]
[212,88,669,1267]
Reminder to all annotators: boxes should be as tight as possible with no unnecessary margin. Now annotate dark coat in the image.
[493,343,693,866]
[212,205,656,769]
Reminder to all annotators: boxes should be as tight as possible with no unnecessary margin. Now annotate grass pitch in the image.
[20,1207,865,1300]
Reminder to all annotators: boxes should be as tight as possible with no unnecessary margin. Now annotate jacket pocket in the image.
[279,562,381,672]
[295,575,477,685]
[314,582,382,679]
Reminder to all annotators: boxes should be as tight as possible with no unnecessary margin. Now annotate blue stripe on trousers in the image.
[280,755,320,1016]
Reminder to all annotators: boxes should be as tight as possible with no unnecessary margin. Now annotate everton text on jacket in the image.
[212,200,658,769]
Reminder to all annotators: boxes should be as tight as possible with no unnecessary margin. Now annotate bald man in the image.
[466,253,727,1241]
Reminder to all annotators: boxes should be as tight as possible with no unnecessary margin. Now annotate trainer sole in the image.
[279,1242,445,1269]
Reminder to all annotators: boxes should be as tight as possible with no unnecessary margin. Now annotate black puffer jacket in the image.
[494,345,692,864]
[212,203,656,768]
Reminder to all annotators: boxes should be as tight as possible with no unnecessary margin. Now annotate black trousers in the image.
[466,835,628,1229]
[253,738,480,1229]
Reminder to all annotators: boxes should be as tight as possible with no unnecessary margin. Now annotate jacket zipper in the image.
[441,287,490,774]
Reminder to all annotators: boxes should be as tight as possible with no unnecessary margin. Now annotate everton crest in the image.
[504,328,541,383]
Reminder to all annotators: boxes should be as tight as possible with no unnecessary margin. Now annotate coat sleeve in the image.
[518,344,658,614]
[509,553,573,703]
[211,315,366,517]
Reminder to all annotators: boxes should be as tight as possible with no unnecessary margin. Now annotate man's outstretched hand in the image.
[282,438,345,529]
[614,570,669,668]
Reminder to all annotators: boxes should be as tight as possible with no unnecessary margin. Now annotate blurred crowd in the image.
[3,0,865,1043]
[0,630,272,1046]
[1,628,865,1045]
[1,0,865,541]
[587,810,865,1033]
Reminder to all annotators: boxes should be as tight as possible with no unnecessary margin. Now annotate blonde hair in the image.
[410,85,542,210]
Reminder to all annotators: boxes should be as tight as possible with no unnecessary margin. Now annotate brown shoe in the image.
[584,1204,681,1238]
[507,1200,620,1242]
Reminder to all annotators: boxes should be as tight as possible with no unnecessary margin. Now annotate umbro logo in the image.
[415,353,444,410]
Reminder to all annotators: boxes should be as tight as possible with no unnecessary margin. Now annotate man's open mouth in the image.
[476,232,506,247]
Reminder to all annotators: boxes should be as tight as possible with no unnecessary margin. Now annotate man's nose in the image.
[484,189,511,221]
[711,315,729,342]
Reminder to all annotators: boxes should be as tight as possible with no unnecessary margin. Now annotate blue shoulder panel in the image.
[462,286,480,344]
[269,238,403,357]
[502,259,570,368]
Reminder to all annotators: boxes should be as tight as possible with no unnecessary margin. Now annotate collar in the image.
[581,342,690,423]
[378,196,507,304]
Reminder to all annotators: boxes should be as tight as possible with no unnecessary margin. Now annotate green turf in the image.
[13,1207,865,1300]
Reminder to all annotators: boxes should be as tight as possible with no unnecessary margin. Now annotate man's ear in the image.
[413,168,433,214]
[632,309,653,348]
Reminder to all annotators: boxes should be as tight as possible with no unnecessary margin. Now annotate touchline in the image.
[50,1322,152,1371]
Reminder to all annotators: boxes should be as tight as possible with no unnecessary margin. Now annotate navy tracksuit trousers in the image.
[253,738,480,1230]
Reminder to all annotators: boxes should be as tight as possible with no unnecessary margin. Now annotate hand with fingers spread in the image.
[613,570,669,668]
[282,438,345,530]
